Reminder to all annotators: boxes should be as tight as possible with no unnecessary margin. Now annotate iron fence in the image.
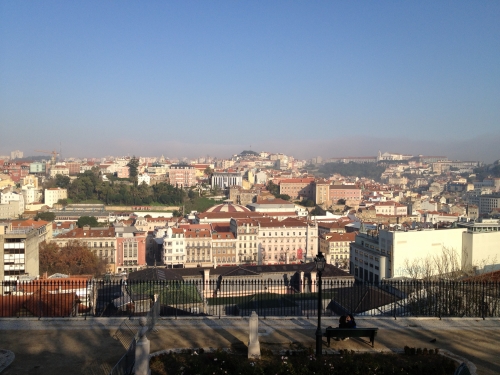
[0,279,499,319]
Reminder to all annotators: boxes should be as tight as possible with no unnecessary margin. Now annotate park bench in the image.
[324,327,378,348]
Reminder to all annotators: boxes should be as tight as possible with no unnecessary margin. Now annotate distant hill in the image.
[240,150,259,156]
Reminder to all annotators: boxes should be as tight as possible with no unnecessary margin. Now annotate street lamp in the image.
[315,251,326,356]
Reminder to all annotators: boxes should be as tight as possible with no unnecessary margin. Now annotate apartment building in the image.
[211,230,237,266]
[162,227,186,268]
[0,190,24,216]
[10,219,52,243]
[279,178,314,200]
[478,194,500,215]
[0,224,40,283]
[0,201,21,220]
[319,232,356,268]
[49,165,70,178]
[329,185,362,204]
[257,218,317,264]
[313,180,330,205]
[168,164,196,188]
[211,171,243,189]
[29,162,46,174]
[230,218,259,264]
[184,226,212,267]
[44,187,67,208]
[115,225,147,273]
[374,201,407,216]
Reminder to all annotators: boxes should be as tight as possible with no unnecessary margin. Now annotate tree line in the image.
[51,167,186,205]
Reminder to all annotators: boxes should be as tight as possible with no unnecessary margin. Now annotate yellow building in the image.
[0,174,15,189]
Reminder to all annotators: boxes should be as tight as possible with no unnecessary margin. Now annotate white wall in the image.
[379,228,467,277]
[462,231,500,271]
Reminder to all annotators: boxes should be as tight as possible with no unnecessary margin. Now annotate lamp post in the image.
[315,251,326,356]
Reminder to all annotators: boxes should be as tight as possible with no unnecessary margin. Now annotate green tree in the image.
[266,181,280,197]
[57,199,69,207]
[276,194,291,201]
[300,199,315,207]
[35,212,56,222]
[127,156,140,185]
[76,216,99,228]
[55,174,71,189]
[203,166,213,176]
[310,206,324,216]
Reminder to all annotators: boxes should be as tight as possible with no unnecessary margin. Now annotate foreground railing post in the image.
[135,317,151,375]
[248,311,261,359]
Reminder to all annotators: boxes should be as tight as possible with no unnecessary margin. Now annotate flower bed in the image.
[150,347,457,375]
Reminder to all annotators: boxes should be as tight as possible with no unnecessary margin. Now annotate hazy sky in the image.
[1,1,499,162]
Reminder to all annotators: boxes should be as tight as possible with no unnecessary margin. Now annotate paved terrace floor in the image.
[0,317,499,375]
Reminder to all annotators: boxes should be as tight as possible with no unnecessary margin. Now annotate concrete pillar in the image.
[248,311,261,359]
[300,271,304,293]
[135,318,151,375]
[203,269,210,298]
[310,271,317,293]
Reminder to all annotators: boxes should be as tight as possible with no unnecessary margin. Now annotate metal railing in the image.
[0,279,499,319]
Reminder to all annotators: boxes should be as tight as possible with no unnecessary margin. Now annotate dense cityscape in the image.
[1,148,499,285]
[2,2,500,372]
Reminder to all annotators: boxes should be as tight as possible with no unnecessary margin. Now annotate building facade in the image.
[211,171,243,189]
[168,165,196,188]
[0,224,40,283]
[349,227,466,282]
[44,188,68,208]
[163,227,186,268]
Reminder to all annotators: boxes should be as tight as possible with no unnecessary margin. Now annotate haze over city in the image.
[1,1,499,162]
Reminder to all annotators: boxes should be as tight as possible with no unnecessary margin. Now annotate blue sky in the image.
[1,1,499,162]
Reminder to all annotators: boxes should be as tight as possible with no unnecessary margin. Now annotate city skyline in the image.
[1,2,499,162]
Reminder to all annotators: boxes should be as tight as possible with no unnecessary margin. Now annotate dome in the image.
[205,202,251,213]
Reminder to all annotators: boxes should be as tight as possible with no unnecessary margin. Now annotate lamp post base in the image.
[315,328,323,356]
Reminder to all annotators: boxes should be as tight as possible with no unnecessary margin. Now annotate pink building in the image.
[116,166,130,179]
[168,164,196,187]
[115,228,147,273]
[329,185,362,202]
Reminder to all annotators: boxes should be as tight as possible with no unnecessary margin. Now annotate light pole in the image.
[315,251,326,356]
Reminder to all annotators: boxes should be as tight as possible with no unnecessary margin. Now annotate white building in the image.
[257,218,318,264]
[460,219,500,273]
[44,188,68,208]
[374,201,408,216]
[211,171,243,189]
[138,173,151,186]
[21,185,41,205]
[162,227,186,268]
[10,150,23,160]
[350,226,467,282]
[0,190,25,216]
